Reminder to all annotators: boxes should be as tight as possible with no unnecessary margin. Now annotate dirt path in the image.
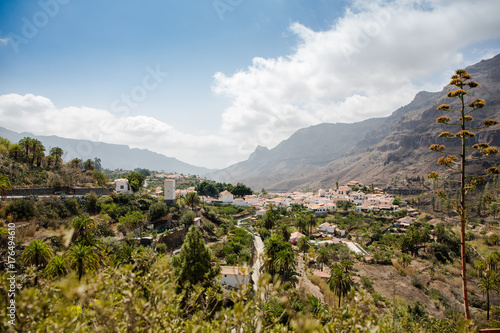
[297,253,325,302]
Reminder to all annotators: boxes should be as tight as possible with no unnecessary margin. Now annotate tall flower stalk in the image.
[428,69,499,319]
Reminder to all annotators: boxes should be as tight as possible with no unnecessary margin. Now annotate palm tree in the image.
[31,139,45,166]
[185,192,200,211]
[274,249,298,286]
[9,143,22,161]
[44,255,69,279]
[297,236,310,254]
[21,240,53,285]
[21,240,53,268]
[94,157,102,171]
[19,137,33,159]
[69,214,97,243]
[70,158,82,169]
[475,259,487,277]
[263,210,276,230]
[114,244,137,267]
[478,270,500,320]
[49,147,64,167]
[83,159,95,171]
[398,253,412,268]
[0,174,12,196]
[294,216,307,234]
[277,224,290,242]
[306,213,317,235]
[263,235,289,276]
[340,259,354,272]
[488,252,500,272]
[67,243,99,281]
[34,149,45,167]
[490,233,499,246]
[328,263,354,307]
[316,247,330,271]
[46,155,54,168]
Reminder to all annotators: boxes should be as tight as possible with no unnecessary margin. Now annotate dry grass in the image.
[433,271,447,282]
[308,274,337,307]
[443,264,461,277]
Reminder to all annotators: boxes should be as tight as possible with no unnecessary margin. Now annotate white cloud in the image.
[213,0,500,155]
[0,36,8,45]
[0,94,231,169]
[1,0,500,169]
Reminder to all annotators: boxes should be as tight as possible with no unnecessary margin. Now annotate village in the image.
[112,176,422,290]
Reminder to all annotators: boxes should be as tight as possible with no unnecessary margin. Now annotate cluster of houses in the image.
[114,179,402,217]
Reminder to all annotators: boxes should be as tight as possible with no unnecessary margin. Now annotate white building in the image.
[219,266,251,288]
[233,198,248,207]
[115,179,131,194]
[164,179,175,205]
[219,190,234,204]
[318,222,337,234]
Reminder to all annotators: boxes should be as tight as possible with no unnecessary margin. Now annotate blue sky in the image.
[1,0,500,169]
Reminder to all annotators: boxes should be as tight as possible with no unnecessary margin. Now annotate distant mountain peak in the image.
[248,145,269,161]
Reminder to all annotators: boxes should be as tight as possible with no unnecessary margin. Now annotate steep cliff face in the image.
[209,54,500,191]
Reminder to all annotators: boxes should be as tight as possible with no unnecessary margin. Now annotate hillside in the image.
[0,127,213,176]
[208,54,500,191]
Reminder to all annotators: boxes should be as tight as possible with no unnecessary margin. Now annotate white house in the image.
[233,198,248,207]
[318,222,337,234]
[115,179,130,194]
[337,186,351,195]
[219,266,251,288]
[220,190,234,204]
[309,204,327,217]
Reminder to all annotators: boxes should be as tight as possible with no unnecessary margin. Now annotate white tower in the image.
[164,179,175,205]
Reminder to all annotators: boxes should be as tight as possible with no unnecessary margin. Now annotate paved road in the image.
[237,217,264,292]
[344,241,370,256]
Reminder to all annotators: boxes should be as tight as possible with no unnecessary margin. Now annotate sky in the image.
[1,0,500,170]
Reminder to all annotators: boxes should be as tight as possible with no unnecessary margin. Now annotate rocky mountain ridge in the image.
[208,54,500,191]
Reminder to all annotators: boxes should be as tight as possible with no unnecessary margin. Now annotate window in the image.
[120,185,124,189]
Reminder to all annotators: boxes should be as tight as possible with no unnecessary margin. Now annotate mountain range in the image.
[0,126,213,175]
[208,54,500,191]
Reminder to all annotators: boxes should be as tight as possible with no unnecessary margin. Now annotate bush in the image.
[156,243,167,254]
[84,192,99,214]
[257,227,271,240]
[429,243,453,264]
[64,197,81,216]
[469,294,487,310]
[360,276,374,292]
[226,253,238,265]
[119,211,145,231]
[6,198,35,221]
[117,224,127,236]
[96,221,115,237]
[411,276,424,290]
[148,202,168,221]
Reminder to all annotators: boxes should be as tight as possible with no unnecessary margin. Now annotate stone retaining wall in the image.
[5,187,109,197]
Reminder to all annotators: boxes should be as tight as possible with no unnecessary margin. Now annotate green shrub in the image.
[6,198,35,221]
[156,243,167,254]
[411,276,424,290]
[148,202,168,221]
